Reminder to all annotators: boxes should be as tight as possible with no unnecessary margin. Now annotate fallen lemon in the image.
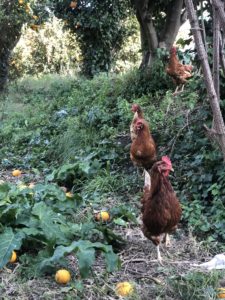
[9,251,17,263]
[28,182,35,189]
[18,0,24,4]
[55,269,71,284]
[18,184,27,190]
[12,170,22,177]
[66,192,73,198]
[218,288,225,299]
[95,211,110,222]
[116,281,134,297]
[70,1,78,9]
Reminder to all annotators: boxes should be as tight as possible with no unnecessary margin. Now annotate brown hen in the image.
[130,118,157,171]
[166,46,193,95]
[130,104,144,142]
[141,156,182,264]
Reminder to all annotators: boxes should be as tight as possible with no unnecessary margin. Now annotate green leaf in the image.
[39,240,119,278]
[113,218,127,226]
[77,248,95,278]
[0,227,25,269]
[31,202,70,244]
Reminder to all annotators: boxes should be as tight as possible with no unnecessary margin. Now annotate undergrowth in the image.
[1,65,225,288]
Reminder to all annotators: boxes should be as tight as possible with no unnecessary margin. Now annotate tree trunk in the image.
[185,0,225,160]
[132,0,187,70]
[0,2,23,91]
[219,33,225,76]
[213,0,225,32]
[212,6,220,99]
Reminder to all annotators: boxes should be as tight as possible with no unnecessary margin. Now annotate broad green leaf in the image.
[0,227,25,269]
[0,183,11,200]
[77,248,95,278]
[113,218,127,226]
[39,240,119,277]
[104,249,121,272]
[31,202,70,244]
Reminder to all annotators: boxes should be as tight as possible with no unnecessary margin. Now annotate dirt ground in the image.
[0,171,220,300]
[0,224,215,300]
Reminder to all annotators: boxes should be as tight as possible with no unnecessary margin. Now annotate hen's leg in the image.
[164,233,171,248]
[173,85,180,96]
[144,169,151,190]
[156,245,163,265]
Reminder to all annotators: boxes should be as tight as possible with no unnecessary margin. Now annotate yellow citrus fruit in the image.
[66,192,73,198]
[70,1,78,9]
[55,269,71,284]
[116,281,134,297]
[95,211,110,222]
[9,251,17,263]
[18,184,27,190]
[18,0,24,4]
[12,170,22,177]
[218,288,225,299]
[28,182,35,189]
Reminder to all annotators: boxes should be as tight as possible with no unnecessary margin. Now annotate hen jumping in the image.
[141,156,182,264]
[166,46,193,95]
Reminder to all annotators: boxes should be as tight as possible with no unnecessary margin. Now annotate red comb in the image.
[131,104,139,111]
[161,156,172,166]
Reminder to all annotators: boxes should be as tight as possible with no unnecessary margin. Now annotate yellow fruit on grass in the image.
[18,0,24,4]
[218,288,225,299]
[66,192,73,198]
[55,269,71,284]
[116,281,134,297]
[95,211,110,222]
[9,251,17,263]
[28,182,35,189]
[18,184,27,190]
[70,1,78,9]
[12,170,22,177]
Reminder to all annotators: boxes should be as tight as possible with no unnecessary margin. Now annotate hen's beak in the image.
[170,167,174,172]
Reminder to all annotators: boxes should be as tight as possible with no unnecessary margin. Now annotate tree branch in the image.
[159,0,185,49]
[185,0,225,159]
[213,6,220,99]
[219,32,225,76]
[212,0,225,32]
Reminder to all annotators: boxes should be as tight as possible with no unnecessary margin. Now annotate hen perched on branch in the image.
[141,156,182,264]
[166,46,193,95]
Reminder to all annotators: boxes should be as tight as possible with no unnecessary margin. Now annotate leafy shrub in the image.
[10,16,82,79]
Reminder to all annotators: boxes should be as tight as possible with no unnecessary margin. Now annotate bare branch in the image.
[213,6,220,99]
[219,33,225,76]
[212,0,225,32]
[185,0,225,159]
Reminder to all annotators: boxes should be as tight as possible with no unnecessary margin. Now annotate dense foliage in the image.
[54,0,132,76]
[1,64,225,252]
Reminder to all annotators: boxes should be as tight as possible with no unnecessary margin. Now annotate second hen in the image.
[130,118,157,170]
[130,104,144,141]
[141,156,182,264]
[166,46,193,95]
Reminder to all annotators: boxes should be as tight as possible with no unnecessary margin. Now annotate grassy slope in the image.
[0,71,225,299]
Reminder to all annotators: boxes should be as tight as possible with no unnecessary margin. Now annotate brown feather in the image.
[141,161,182,246]
[130,119,157,170]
